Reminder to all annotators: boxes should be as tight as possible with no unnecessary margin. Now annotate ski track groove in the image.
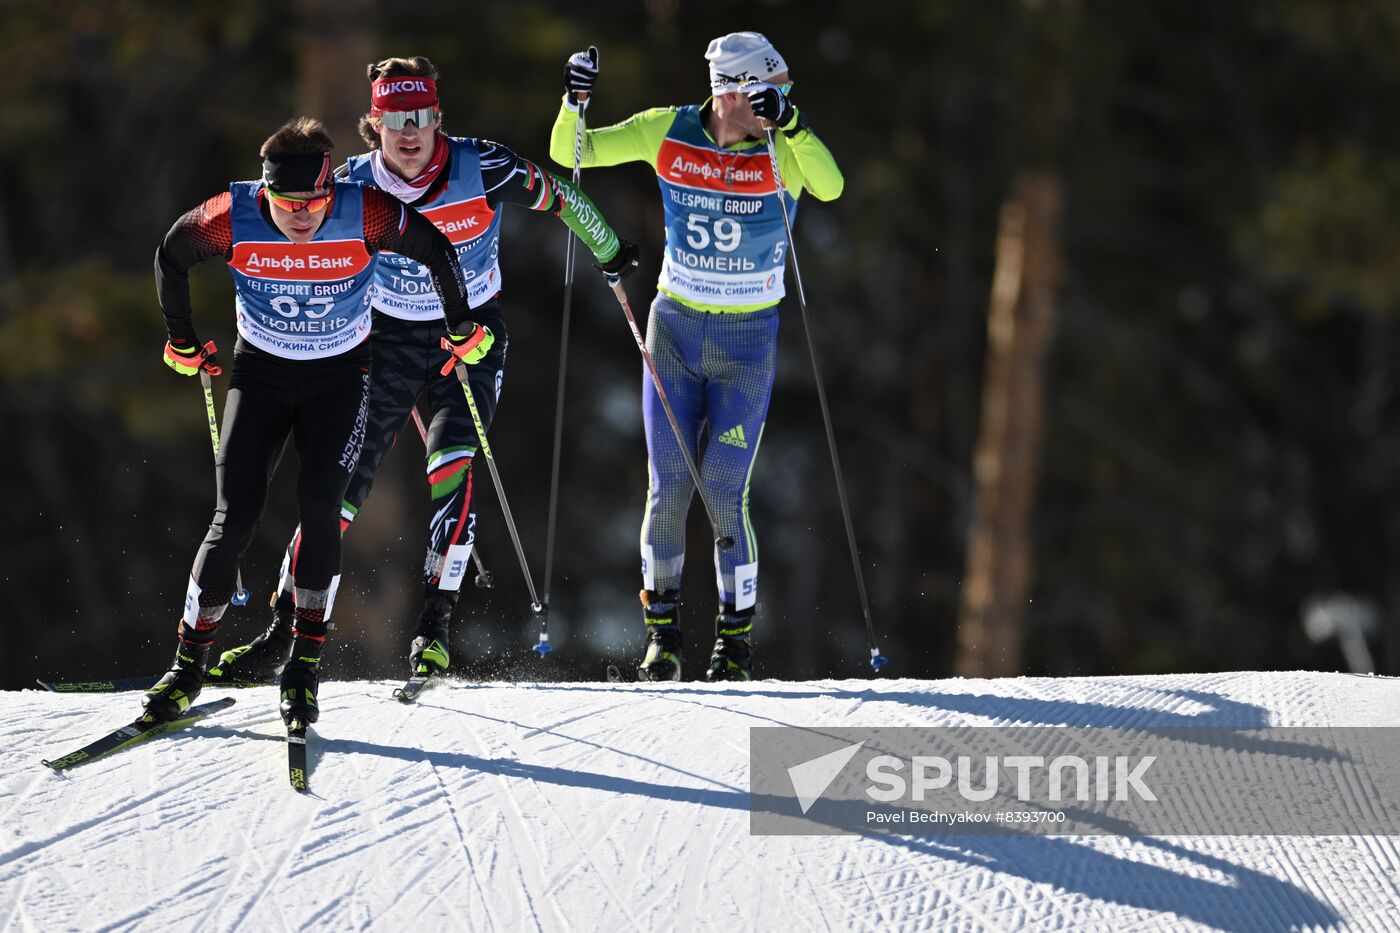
[364,849,439,932]
[0,872,29,933]
[683,756,788,929]
[0,781,178,881]
[615,687,1025,930]
[493,711,648,933]
[345,864,372,929]
[456,705,746,795]
[671,741,777,929]
[219,776,318,933]
[299,892,353,932]
[223,817,286,933]
[134,743,161,918]
[291,814,439,876]
[784,842,848,932]
[677,795,733,929]
[457,712,569,931]
[426,761,496,933]
[596,711,736,927]
[0,768,47,833]
[378,689,507,930]
[281,688,436,902]
[645,689,865,748]
[319,701,425,930]
[516,698,634,740]
[91,868,229,933]
[630,810,676,927]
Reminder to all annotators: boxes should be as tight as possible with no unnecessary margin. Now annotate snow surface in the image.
[2,671,1399,931]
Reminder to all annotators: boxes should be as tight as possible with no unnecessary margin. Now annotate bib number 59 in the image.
[685,214,742,253]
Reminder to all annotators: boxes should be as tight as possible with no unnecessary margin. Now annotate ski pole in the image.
[449,360,544,622]
[537,45,598,656]
[409,407,493,588]
[763,126,885,671]
[197,356,249,606]
[604,276,734,552]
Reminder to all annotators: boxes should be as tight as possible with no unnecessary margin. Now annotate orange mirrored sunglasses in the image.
[266,189,333,214]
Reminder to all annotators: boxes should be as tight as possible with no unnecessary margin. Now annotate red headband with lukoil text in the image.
[370,76,438,114]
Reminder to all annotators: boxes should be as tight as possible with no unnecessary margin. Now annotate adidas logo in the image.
[716,425,749,449]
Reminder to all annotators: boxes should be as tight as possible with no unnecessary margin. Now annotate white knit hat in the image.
[705,32,788,94]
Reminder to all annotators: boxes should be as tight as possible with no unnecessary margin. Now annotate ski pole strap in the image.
[165,339,222,376]
[439,326,492,374]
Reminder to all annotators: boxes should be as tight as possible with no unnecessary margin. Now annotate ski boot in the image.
[407,591,456,677]
[206,601,293,685]
[279,645,321,726]
[706,605,754,682]
[144,639,212,723]
[638,589,683,682]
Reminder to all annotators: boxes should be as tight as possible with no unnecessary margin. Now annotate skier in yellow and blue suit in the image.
[551,32,843,681]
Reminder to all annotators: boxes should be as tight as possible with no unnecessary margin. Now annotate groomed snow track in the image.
[3,671,1398,931]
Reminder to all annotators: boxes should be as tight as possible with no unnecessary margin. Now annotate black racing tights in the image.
[178,346,369,645]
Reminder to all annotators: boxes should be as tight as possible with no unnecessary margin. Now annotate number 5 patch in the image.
[734,561,758,611]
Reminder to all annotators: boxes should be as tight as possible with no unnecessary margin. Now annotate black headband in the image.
[262,151,332,193]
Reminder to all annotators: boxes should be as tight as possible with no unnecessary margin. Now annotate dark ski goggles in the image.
[377,108,439,131]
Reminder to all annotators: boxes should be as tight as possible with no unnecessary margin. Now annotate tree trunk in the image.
[957,173,1063,677]
[295,0,378,154]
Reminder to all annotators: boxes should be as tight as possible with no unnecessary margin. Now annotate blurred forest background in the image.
[4,0,1400,690]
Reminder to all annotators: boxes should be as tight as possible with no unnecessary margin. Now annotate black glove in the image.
[595,238,640,280]
[564,46,599,105]
[745,82,797,132]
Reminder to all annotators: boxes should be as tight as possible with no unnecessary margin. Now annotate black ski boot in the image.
[637,589,683,682]
[206,600,293,685]
[144,639,212,723]
[706,605,754,682]
[408,591,456,676]
[279,644,321,726]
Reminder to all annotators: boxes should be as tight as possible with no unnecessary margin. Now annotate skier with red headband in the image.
[206,57,638,688]
[145,116,492,727]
